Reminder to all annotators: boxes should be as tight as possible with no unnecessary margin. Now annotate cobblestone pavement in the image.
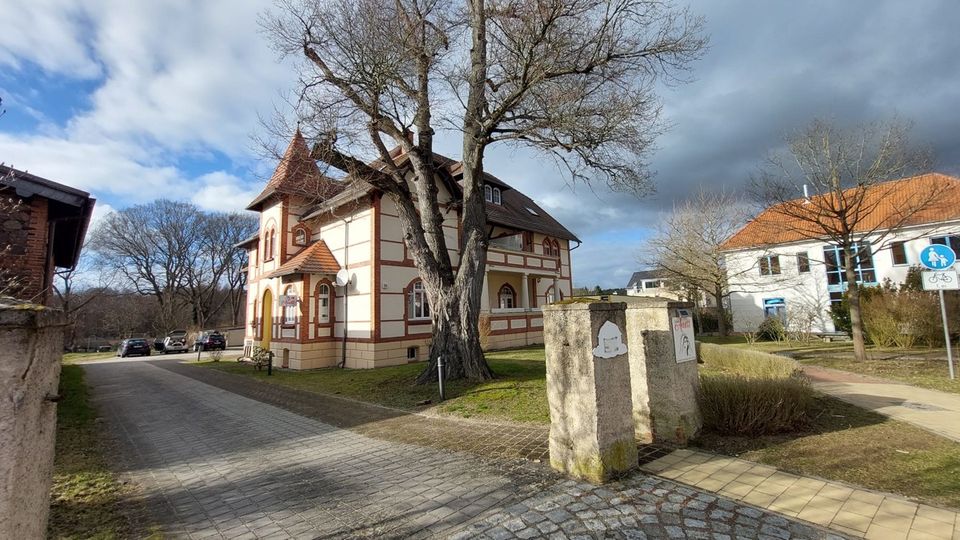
[84,360,843,539]
[156,359,551,462]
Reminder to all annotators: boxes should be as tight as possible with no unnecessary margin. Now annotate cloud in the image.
[5,0,960,291]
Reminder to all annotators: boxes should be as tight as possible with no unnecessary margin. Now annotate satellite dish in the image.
[335,269,351,287]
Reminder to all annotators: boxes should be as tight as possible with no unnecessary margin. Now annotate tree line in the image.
[53,200,258,348]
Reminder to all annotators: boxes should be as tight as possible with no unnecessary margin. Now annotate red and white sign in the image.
[279,295,299,307]
[672,310,696,363]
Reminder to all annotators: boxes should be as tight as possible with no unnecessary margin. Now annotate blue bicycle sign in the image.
[920,244,956,270]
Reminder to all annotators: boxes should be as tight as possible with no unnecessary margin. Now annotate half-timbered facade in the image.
[240,131,579,369]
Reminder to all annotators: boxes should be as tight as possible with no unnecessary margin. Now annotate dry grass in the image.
[49,365,158,539]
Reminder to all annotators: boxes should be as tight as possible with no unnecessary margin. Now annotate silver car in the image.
[162,330,190,354]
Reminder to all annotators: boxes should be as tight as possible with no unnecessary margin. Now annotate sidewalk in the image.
[641,448,959,539]
[803,365,960,443]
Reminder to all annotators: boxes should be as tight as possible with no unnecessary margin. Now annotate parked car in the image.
[162,330,190,354]
[117,338,152,358]
[194,331,226,352]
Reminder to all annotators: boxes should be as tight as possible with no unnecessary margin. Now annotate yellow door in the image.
[261,289,273,349]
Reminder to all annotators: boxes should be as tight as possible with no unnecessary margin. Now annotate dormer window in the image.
[484,185,493,202]
[492,187,501,205]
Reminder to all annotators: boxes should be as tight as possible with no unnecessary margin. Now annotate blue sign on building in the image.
[920,244,957,270]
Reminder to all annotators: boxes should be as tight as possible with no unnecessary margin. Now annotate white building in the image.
[722,173,960,333]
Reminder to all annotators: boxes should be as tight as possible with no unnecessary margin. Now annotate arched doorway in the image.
[261,289,273,349]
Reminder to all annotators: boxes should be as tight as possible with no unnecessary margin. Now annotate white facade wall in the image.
[726,221,960,333]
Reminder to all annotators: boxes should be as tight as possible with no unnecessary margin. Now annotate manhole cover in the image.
[901,402,946,411]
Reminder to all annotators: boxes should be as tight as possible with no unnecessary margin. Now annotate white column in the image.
[481,271,490,311]
[552,276,559,302]
[521,273,530,310]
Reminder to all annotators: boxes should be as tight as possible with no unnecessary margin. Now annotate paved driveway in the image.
[83,360,841,539]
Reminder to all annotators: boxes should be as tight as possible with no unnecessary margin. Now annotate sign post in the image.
[920,244,957,380]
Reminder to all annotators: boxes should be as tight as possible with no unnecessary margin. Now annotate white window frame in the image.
[409,281,431,320]
[294,228,307,246]
[484,185,493,202]
[318,283,330,323]
[492,187,501,204]
[283,285,298,325]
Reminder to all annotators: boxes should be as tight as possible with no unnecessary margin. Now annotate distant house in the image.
[722,173,960,333]
[625,269,716,307]
[626,270,675,298]
[0,166,95,305]
[240,131,578,370]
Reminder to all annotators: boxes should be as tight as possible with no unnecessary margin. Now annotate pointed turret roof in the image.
[246,129,344,210]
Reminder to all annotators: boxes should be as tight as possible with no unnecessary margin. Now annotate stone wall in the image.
[0,301,65,538]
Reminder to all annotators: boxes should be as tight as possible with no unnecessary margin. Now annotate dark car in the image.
[194,331,226,352]
[117,338,152,358]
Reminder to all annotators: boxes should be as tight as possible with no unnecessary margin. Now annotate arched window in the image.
[409,281,430,320]
[283,285,298,325]
[498,284,516,309]
[484,184,493,202]
[264,228,276,260]
[294,228,307,246]
[492,187,501,205]
[542,238,552,256]
[316,283,330,323]
[553,239,561,257]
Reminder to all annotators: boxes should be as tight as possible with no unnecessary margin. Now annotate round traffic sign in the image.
[920,244,956,270]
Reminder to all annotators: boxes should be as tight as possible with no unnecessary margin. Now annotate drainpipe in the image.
[339,215,352,368]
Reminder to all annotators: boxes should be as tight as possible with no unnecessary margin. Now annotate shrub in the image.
[830,299,852,335]
[756,317,786,342]
[698,375,813,435]
[698,343,801,379]
[698,343,813,435]
[861,278,943,348]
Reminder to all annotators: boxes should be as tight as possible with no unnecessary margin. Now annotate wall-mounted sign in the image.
[672,309,696,363]
[279,295,299,307]
[593,320,628,359]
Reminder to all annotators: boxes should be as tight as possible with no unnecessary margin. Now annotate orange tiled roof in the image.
[265,240,341,278]
[722,173,960,251]
[246,129,345,210]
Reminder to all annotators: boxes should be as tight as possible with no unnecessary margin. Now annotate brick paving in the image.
[82,359,843,539]
[643,448,960,540]
[155,359,551,463]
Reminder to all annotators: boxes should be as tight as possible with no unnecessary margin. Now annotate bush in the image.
[756,317,786,342]
[861,278,943,348]
[698,375,813,435]
[698,343,800,379]
[698,343,813,435]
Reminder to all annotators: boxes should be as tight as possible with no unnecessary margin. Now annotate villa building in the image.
[239,132,578,370]
[722,173,960,333]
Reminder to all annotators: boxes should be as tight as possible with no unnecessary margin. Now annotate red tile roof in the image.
[722,173,960,251]
[265,240,341,278]
[246,129,345,210]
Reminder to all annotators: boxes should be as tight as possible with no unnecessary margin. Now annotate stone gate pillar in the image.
[623,298,702,446]
[0,301,65,539]
[542,300,637,483]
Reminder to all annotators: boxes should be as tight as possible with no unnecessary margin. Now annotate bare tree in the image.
[751,118,938,362]
[183,212,258,327]
[263,0,706,382]
[0,98,26,299]
[644,190,754,336]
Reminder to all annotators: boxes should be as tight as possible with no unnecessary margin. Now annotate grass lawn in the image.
[49,365,157,539]
[202,345,550,424]
[700,335,960,394]
[694,394,960,510]
[62,351,116,365]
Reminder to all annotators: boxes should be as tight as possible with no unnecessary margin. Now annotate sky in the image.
[3,1,960,288]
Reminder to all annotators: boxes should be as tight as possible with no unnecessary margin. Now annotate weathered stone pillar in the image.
[542,300,637,483]
[521,273,530,310]
[623,297,702,446]
[0,301,65,539]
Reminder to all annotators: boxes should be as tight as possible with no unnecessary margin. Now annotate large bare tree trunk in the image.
[713,283,728,337]
[843,245,868,362]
